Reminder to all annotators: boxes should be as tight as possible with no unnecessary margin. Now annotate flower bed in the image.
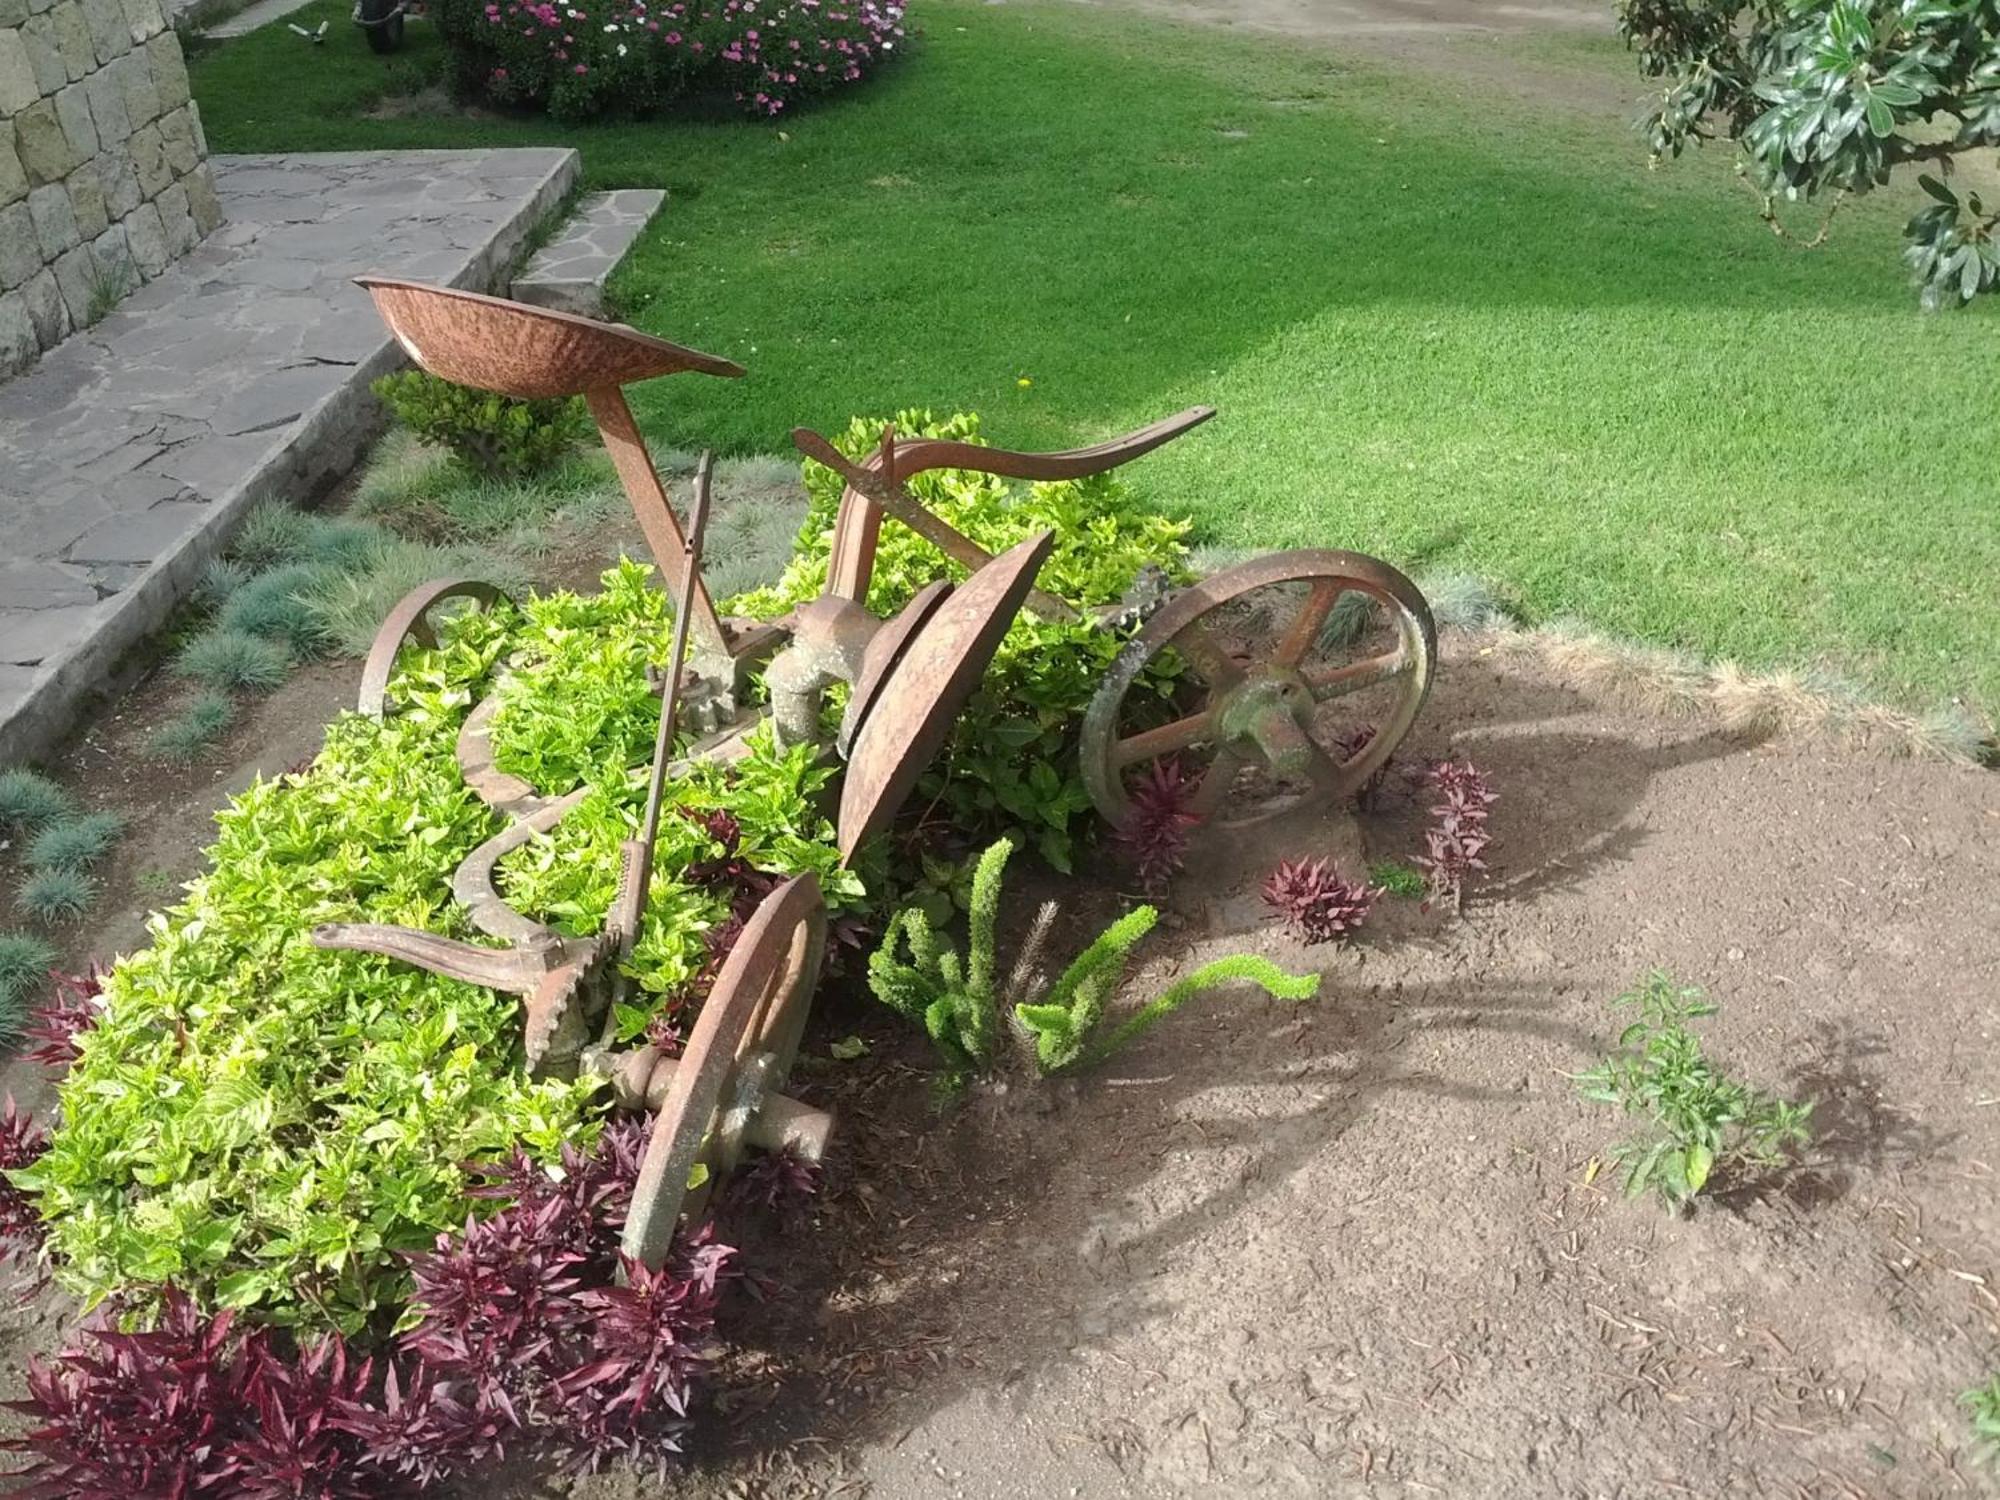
[434,0,908,119]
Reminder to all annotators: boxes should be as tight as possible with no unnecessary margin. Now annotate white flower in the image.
[617,40,627,51]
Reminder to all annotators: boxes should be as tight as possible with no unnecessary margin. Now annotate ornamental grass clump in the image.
[26,812,124,874]
[0,934,56,1022]
[0,770,72,834]
[15,870,95,928]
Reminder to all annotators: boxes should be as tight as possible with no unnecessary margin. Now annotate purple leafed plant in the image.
[21,967,105,1071]
[1114,757,1205,894]
[728,1145,822,1215]
[6,1124,734,1494]
[1261,857,1377,945]
[1416,758,1496,911]
[0,1097,49,1271]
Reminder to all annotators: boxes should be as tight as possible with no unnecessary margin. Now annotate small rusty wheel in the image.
[356,578,509,718]
[620,873,826,1272]
[1080,550,1435,830]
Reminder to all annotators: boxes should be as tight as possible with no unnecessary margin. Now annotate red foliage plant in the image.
[1114,757,1205,894]
[0,1097,49,1274]
[1261,857,1377,945]
[4,1122,734,1495]
[1416,758,1496,910]
[21,967,105,1071]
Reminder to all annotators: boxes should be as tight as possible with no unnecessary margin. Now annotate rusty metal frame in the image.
[356,578,508,718]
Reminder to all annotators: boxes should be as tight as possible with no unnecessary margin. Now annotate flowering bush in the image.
[433,0,907,120]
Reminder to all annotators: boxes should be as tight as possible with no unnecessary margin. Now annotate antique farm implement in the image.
[312,279,1439,1267]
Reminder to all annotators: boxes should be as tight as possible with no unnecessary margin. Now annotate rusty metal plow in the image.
[312,277,1440,1265]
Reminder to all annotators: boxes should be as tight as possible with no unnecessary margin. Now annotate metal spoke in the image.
[1187,749,1244,816]
[1305,650,1409,702]
[1111,710,1215,769]
[1168,620,1246,693]
[1273,578,1344,667]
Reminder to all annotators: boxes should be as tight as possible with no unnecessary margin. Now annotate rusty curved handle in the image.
[889,405,1216,484]
[810,407,1215,607]
[310,923,558,995]
[356,579,509,719]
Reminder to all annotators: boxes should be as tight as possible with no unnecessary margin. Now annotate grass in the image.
[175,629,295,693]
[16,870,96,927]
[149,693,238,765]
[1966,1374,2000,1462]
[190,1,2000,718]
[0,933,55,1018]
[0,771,72,834]
[27,813,126,874]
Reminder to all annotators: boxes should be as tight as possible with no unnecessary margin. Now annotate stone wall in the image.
[0,0,219,378]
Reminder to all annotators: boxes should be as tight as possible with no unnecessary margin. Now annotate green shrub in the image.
[17,869,94,926]
[1577,971,1813,1211]
[0,769,72,833]
[20,572,863,1333]
[372,370,589,481]
[27,812,125,873]
[175,630,294,693]
[730,410,1194,870]
[149,693,237,764]
[0,932,56,1019]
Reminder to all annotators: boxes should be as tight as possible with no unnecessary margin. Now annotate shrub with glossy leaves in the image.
[1619,0,2000,307]
[373,370,589,480]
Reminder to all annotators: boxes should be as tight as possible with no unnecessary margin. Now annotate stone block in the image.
[0,0,29,27]
[26,0,51,13]
[13,99,74,186]
[27,180,78,258]
[20,264,66,346]
[0,288,35,375]
[186,95,205,155]
[157,104,195,175]
[53,81,98,161]
[145,31,186,113]
[115,47,157,128]
[122,195,162,274]
[127,120,166,197]
[0,201,37,289]
[19,13,67,94]
[119,0,162,41]
[90,217,129,291]
[49,237,95,325]
[83,65,128,145]
[156,176,191,255]
[80,0,129,62]
[0,122,26,209]
[98,143,137,215]
[51,0,92,78]
[0,29,39,115]
[66,159,105,237]
[183,159,218,235]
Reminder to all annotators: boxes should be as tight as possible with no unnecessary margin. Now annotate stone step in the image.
[511,189,664,318]
[0,146,581,768]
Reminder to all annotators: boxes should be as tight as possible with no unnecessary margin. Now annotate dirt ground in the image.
[2,477,1997,1500]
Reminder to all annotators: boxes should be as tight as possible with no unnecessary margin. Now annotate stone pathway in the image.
[0,145,578,766]
[205,0,333,41]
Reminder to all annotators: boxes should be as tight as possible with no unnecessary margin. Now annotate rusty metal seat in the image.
[356,276,744,399]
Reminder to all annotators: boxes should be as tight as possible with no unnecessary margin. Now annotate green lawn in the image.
[192,2,2000,719]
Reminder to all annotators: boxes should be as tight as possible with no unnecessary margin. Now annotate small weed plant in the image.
[1368,859,1427,898]
[373,370,589,481]
[1577,971,1813,1211]
[869,838,1317,1081]
[1963,1375,2000,1465]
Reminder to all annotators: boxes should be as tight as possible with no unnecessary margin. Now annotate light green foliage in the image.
[866,838,1012,1080]
[1964,1375,2000,1463]
[27,812,126,873]
[175,629,294,693]
[16,869,95,926]
[871,838,1318,1077]
[730,411,1193,870]
[372,369,590,480]
[485,558,680,791]
[216,562,344,660]
[497,721,862,1043]
[1078,952,1321,1070]
[0,932,57,1021]
[149,693,238,765]
[1368,860,1428,898]
[0,769,73,833]
[20,606,601,1332]
[1577,971,1814,1211]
